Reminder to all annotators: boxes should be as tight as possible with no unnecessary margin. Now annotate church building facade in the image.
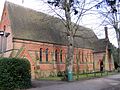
[0,2,114,79]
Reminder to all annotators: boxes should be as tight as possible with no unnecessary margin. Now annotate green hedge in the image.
[0,58,31,90]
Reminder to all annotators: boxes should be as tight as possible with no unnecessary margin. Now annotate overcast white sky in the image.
[0,0,118,47]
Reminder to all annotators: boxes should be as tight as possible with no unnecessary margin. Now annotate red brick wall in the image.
[0,5,95,77]
[0,4,13,57]
[13,39,94,77]
[0,4,111,78]
[93,52,105,71]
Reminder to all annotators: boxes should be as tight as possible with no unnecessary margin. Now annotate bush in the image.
[57,71,63,77]
[0,58,31,90]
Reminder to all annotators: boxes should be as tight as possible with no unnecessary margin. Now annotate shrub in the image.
[0,58,31,90]
[57,71,62,77]
[57,71,67,77]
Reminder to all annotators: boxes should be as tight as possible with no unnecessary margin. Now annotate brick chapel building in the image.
[0,1,114,79]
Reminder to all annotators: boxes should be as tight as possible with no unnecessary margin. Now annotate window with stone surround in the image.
[60,50,62,63]
[82,50,84,63]
[46,48,48,62]
[5,12,6,16]
[40,48,42,62]
[90,53,93,63]
[3,25,6,31]
[55,49,58,62]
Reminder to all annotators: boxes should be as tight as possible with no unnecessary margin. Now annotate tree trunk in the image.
[115,31,120,72]
[114,12,120,66]
[64,0,74,81]
[66,35,74,81]
[117,32,120,65]
[115,26,120,66]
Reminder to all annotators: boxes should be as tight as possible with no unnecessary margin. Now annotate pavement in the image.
[27,74,120,90]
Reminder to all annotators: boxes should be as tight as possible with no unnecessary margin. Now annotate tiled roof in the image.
[93,39,108,52]
[6,1,101,49]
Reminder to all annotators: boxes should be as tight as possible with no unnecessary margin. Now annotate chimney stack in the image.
[104,26,108,39]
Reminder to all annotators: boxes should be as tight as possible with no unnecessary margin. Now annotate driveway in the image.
[27,74,120,90]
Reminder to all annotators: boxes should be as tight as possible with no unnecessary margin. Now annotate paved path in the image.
[27,74,120,90]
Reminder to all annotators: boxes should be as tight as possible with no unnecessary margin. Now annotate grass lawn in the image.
[74,71,118,80]
[38,71,118,81]
[38,76,62,81]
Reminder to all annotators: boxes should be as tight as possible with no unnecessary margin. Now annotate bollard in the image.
[68,71,73,81]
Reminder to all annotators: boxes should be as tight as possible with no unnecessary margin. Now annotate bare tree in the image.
[44,0,104,81]
[39,0,106,81]
[95,0,120,66]
[21,0,103,81]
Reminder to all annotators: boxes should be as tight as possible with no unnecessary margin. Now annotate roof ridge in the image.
[5,1,97,33]
[3,1,99,49]
[5,1,57,20]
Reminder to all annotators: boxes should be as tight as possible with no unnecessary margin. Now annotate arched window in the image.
[87,52,89,62]
[82,50,84,63]
[55,49,58,62]
[90,53,92,63]
[46,48,48,62]
[4,12,6,16]
[40,48,42,62]
[60,50,62,63]
[3,25,6,31]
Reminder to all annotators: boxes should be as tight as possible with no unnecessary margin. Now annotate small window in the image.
[87,53,89,62]
[90,53,92,63]
[46,48,48,62]
[55,50,58,62]
[4,12,6,16]
[60,50,62,63]
[40,48,42,62]
[3,25,6,31]
[82,50,84,63]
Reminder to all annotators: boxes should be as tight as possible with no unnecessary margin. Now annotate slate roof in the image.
[5,1,104,50]
[93,39,108,52]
